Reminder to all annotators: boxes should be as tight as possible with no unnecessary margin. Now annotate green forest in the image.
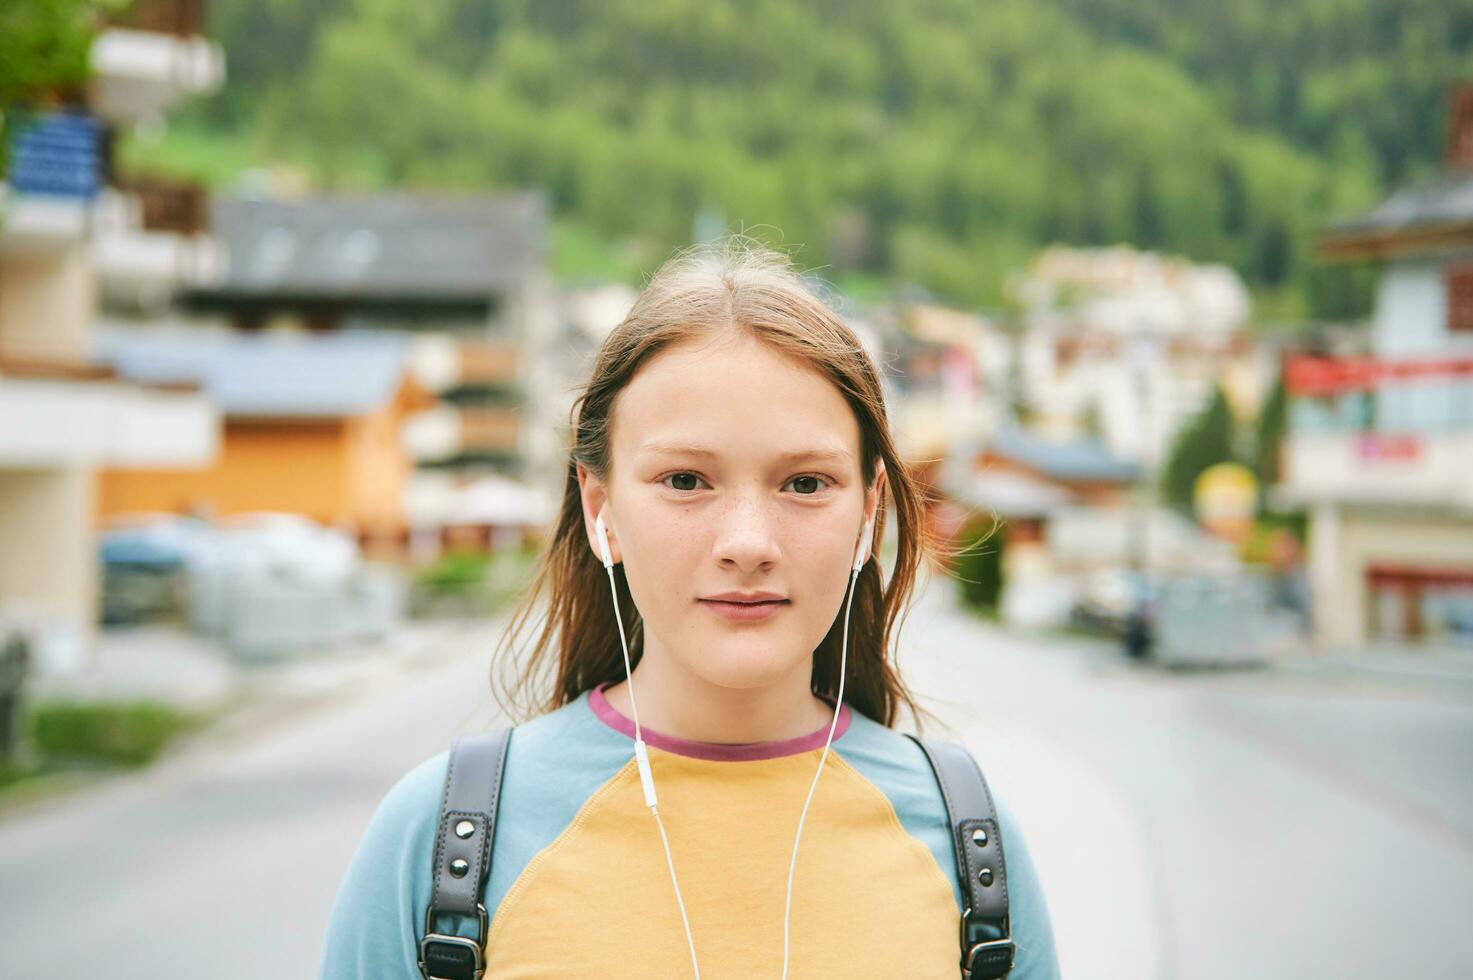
[27,0,1473,314]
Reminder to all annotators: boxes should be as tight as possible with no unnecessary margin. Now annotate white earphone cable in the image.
[605,563,702,979]
[779,563,859,980]
[597,512,868,980]
[605,563,643,738]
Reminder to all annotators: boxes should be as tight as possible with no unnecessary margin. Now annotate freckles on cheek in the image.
[629,506,698,563]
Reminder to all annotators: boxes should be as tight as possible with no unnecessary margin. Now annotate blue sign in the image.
[7,110,100,201]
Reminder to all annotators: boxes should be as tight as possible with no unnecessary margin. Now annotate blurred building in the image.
[884,304,1013,462]
[0,0,223,669]
[179,193,559,540]
[1284,88,1473,650]
[1011,245,1273,471]
[94,330,431,552]
[970,428,1139,509]
[90,0,227,314]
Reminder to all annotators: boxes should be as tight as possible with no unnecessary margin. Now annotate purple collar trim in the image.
[588,682,852,762]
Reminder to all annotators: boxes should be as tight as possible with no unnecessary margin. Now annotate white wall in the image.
[0,378,218,468]
[1373,258,1473,357]
[0,245,95,361]
[1285,431,1473,508]
[0,467,97,667]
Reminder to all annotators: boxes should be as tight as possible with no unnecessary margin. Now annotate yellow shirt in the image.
[321,685,1060,979]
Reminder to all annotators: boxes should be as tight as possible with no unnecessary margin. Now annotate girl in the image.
[320,239,1060,978]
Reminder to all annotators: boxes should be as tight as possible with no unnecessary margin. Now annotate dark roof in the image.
[191,192,547,303]
[986,428,1139,484]
[96,328,410,418]
[1320,170,1473,258]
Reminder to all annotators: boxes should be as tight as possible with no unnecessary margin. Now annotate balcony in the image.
[90,0,225,124]
[93,179,223,304]
[460,407,520,451]
[402,405,521,463]
[406,335,520,392]
[0,359,218,469]
[1280,354,1473,509]
[459,344,520,384]
[114,176,209,234]
[0,184,90,253]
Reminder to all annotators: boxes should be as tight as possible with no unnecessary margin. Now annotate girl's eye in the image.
[785,475,830,495]
[663,472,707,492]
[660,473,831,495]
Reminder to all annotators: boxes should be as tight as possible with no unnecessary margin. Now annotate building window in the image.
[1447,264,1473,332]
[1366,565,1473,647]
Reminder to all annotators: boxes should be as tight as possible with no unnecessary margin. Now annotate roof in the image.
[191,192,547,302]
[95,328,410,418]
[985,428,1139,484]
[1319,170,1473,259]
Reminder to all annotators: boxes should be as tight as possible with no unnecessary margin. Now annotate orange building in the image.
[95,330,431,545]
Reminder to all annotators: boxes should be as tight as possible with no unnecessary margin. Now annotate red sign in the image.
[1285,355,1473,396]
[1355,433,1422,462]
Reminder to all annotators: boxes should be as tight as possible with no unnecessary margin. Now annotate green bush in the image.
[30,700,198,768]
[0,760,35,790]
[951,520,1007,613]
[416,552,491,591]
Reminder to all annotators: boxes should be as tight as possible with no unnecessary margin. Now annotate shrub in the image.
[951,519,1007,613]
[416,552,491,591]
[30,700,198,768]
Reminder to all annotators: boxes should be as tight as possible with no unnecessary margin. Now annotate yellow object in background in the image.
[1194,463,1258,543]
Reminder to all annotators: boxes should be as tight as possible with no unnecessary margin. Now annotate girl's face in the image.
[579,331,883,695]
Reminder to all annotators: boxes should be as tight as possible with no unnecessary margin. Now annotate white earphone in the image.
[853,514,874,571]
[595,511,615,567]
[591,507,873,979]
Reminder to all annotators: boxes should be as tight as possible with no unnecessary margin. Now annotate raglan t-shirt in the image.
[320,685,1061,978]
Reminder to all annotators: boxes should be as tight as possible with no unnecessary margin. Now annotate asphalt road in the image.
[1,575,1469,979]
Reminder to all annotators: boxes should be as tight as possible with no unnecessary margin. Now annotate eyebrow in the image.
[637,442,854,467]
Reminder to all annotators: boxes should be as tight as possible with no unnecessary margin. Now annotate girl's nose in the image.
[711,498,781,573]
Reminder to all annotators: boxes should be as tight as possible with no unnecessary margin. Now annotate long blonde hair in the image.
[492,237,940,728]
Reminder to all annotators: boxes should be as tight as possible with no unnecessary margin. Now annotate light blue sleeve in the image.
[318,753,448,980]
[996,797,1062,980]
[834,715,1062,978]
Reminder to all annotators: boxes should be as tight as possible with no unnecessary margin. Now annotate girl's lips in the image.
[698,598,790,622]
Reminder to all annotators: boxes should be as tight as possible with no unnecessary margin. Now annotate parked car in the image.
[99,514,216,625]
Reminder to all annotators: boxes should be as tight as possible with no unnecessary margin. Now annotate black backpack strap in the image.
[419,729,512,980]
[908,735,1014,980]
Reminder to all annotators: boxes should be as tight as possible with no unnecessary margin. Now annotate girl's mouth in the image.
[697,598,790,622]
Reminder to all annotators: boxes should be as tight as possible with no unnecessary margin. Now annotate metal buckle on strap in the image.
[960,908,1015,979]
[963,938,1016,979]
[419,904,488,980]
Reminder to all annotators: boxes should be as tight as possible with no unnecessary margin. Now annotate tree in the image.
[1252,376,1287,493]
[1160,384,1237,512]
[140,0,1443,310]
[0,0,118,174]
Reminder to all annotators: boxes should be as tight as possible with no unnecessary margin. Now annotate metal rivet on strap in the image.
[977,866,994,887]
[455,819,476,839]
[971,828,988,848]
[450,858,470,878]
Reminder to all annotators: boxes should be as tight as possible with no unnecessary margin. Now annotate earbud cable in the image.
[606,563,702,980]
[604,554,863,980]
[780,564,859,980]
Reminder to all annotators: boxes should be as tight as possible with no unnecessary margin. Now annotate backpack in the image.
[417,729,1015,980]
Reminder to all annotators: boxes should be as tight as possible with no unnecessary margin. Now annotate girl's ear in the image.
[866,459,887,526]
[577,463,618,565]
